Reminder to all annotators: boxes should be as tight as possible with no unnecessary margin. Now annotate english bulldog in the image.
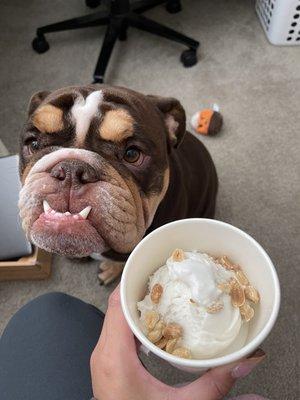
[19,85,218,284]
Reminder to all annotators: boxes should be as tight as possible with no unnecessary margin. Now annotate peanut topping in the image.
[236,270,249,286]
[206,301,224,314]
[239,302,255,322]
[155,320,165,332]
[163,323,183,339]
[172,347,192,359]
[218,279,235,294]
[165,338,178,353]
[151,283,163,304]
[231,280,246,307]
[156,337,168,349]
[217,255,240,271]
[145,311,160,331]
[217,259,260,321]
[141,250,261,362]
[245,285,260,304]
[148,329,163,343]
[147,320,165,343]
[171,248,185,262]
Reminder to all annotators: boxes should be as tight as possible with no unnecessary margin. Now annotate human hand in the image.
[90,286,266,400]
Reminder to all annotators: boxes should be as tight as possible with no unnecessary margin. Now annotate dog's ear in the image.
[147,95,186,148]
[28,91,51,116]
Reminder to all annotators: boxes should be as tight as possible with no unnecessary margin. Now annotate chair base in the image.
[32,0,200,83]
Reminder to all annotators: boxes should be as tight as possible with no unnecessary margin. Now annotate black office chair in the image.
[32,0,199,83]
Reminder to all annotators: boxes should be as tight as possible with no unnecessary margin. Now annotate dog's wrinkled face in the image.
[19,85,186,257]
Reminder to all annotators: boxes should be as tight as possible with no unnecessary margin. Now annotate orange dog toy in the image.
[191,104,223,136]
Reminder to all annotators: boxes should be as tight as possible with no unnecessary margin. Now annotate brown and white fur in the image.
[19,85,218,284]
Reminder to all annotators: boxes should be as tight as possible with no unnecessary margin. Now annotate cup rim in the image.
[121,218,281,368]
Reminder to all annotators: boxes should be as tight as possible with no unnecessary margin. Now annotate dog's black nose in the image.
[50,159,99,185]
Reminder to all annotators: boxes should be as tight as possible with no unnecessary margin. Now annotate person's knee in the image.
[29,291,74,308]
[1,291,103,359]
[12,292,79,322]
[34,291,72,304]
[28,293,104,330]
[1,292,76,340]
[29,292,84,315]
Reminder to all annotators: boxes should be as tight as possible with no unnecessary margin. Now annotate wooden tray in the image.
[0,247,52,281]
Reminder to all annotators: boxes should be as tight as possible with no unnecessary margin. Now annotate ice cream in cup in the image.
[120,218,280,374]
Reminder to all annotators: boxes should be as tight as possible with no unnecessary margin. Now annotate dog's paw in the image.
[98,260,124,285]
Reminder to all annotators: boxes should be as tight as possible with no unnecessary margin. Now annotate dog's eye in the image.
[123,146,141,164]
[25,138,40,154]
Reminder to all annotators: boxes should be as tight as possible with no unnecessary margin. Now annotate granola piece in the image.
[172,347,192,359]
[151,283,163,304]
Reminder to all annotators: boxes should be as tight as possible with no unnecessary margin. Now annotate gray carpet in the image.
[0,0,299,399]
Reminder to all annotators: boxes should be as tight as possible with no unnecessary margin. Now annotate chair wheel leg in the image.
[118,30,127,41]
[166,0,182,14]
[85,0,101,8]
[32,35,50,54]
[93,77,104,84]
[180,48,198,67]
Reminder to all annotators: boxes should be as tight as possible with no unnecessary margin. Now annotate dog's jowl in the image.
[19,85,218,283]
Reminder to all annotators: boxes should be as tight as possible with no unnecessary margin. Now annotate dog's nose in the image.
[50,160,99,185]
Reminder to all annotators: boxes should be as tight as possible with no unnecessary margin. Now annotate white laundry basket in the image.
[256,0,300,45]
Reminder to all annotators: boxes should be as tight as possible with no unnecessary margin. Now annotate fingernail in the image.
[246,348,266,360]
[231,349,266,379]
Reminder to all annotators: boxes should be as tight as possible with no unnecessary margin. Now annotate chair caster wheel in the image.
[166,0,182,14]
[180,49,198,67]
[32,36,50,54]
[85,0,101,8]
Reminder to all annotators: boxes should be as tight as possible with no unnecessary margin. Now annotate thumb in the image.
[178,349,266,400]
[94,285,138,363]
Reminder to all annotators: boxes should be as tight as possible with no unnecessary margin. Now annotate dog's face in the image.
[18,85,186,257]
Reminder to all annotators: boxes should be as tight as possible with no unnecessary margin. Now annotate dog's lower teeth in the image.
[42,200,91,219]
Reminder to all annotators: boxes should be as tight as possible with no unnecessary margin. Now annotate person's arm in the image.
[90,287,266,400]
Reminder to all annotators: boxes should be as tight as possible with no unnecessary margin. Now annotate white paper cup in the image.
[121,218,280,374]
